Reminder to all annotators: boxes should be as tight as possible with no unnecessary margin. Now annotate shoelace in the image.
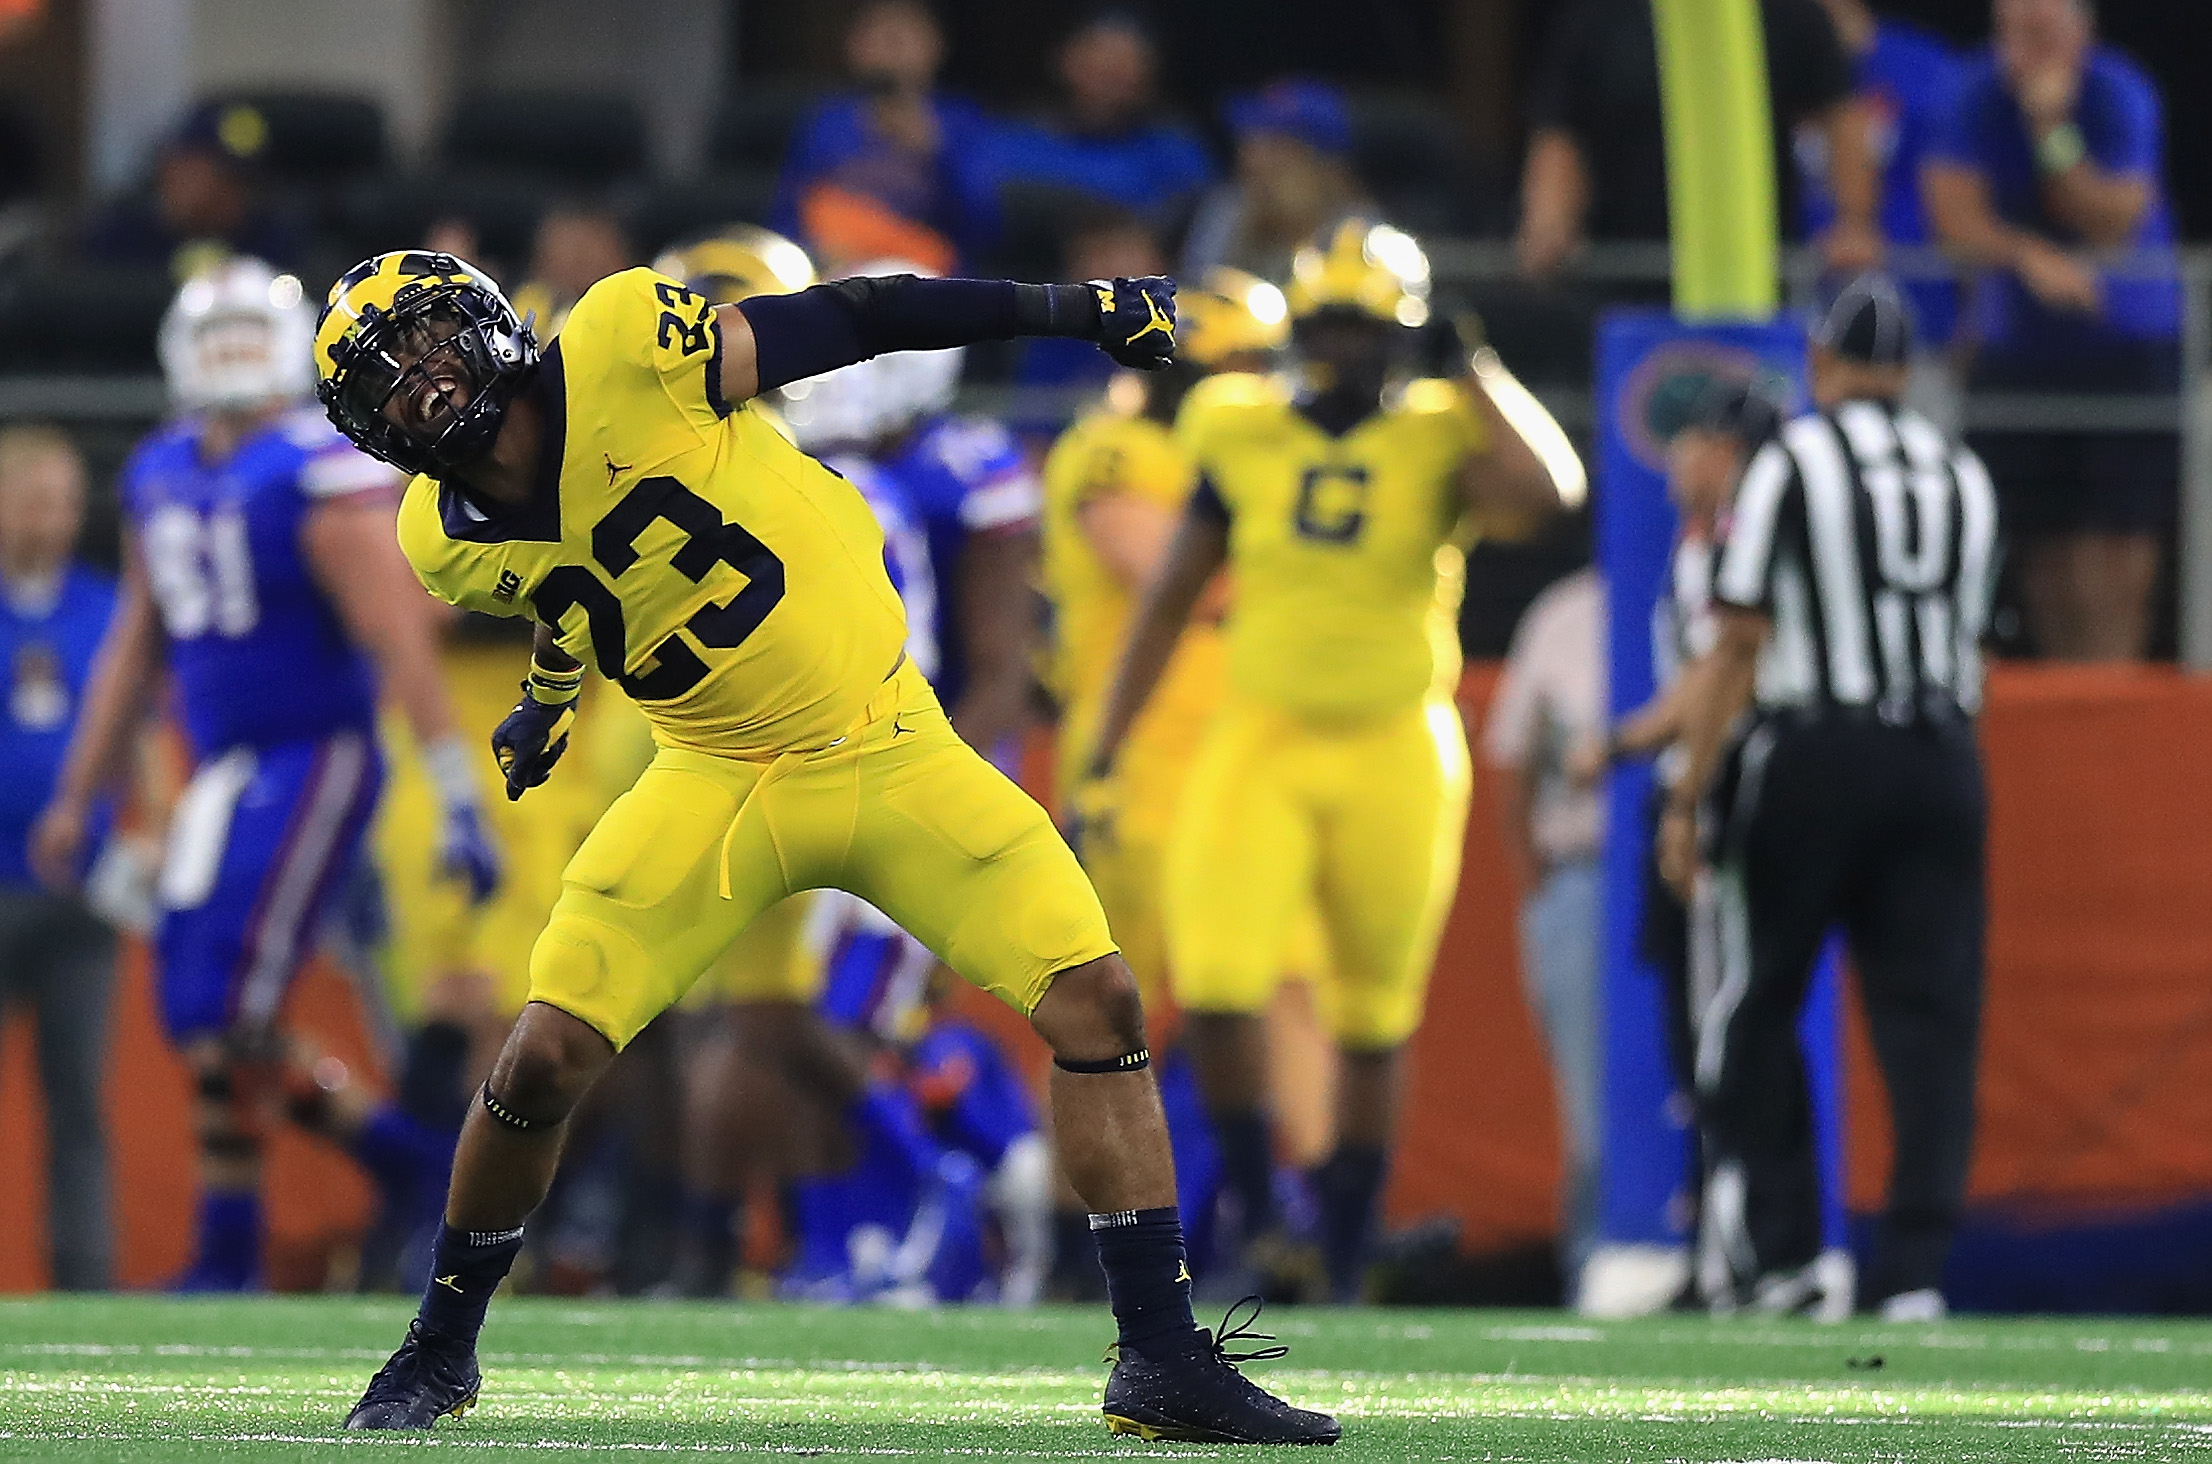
[369,1322,456,1396]
[1209,1295,1289,1367]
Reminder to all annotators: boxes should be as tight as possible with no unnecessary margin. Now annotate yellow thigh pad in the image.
[529,661,1115,1048]
[1166,696,1470,1047]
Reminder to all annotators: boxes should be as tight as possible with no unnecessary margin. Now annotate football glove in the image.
[422,735,503,900]
[439,803,502,903]
[1089,276,1179,371]
[491,669,579,802]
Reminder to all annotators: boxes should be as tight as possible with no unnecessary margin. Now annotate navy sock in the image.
[1314,1144,1389,1302]
[1092,1207,1199,1355]
[198,1191,261,1282]
[416,1224,525,1344]
[1213,1110,1276,1242]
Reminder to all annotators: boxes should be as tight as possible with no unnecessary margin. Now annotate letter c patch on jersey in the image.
[1293,464,1370,544]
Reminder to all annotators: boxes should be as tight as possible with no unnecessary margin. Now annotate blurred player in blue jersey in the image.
[32,259,502,1290]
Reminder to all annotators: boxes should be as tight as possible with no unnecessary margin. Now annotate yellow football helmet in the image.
[313,249,537,475]
[1177,268,1291,369]
[651,226,817,306]
[1284,220,1430,328]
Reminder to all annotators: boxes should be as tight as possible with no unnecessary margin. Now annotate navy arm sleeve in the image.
[739,275,1103,393]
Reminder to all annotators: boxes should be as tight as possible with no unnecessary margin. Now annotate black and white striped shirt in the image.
[1712,398,1999,721]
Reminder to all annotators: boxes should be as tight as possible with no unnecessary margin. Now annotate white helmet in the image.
[159,257,316,414]
[780,258,964,454]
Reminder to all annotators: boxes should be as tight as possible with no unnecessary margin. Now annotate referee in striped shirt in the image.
[1660,277,1999,1322]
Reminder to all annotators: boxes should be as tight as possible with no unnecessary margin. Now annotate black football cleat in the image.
[1103,1297,1341,1445]
[343,1319,481,1431]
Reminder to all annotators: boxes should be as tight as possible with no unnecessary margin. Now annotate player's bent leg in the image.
[844,686,1336,1444]
[344,1000,615,1432]
[1029,957,1339,1447]
[352,748,789,1431]
[173,1036,266,1292]
[1164,708,1315,1284]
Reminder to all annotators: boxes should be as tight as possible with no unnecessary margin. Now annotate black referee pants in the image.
[1697,715,1985,1305]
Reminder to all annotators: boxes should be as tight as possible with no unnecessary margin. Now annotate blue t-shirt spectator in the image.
[1928,45,2179,364]
[1,566,116,887]
[771,93,1001,273]
[986,118,1213,225]
[1797,19,1961,346]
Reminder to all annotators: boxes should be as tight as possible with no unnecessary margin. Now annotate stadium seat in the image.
[703,83,818,175]
[0,262,173,373]
[1,102,42,205]
[1348,89,1504,237]
[200,91,390,187]
[331,171,554,283]
[626,174,779,259]
[439,91,650,185]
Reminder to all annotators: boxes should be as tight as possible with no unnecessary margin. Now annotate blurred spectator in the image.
[1924,0,2181,662]
[771,0,998,273]
[511,201,636,340]
[79,100,306,278]
[1182,79,1369,282]
[1014,207,1168,403]
[1517,0,1872,282]
[1484,565,1605,1306]
[0,424,119,1292]
[1800,0,1965,426]
[986,10,1214,231]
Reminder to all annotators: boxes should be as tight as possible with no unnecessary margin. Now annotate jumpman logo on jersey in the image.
[1176,1261,1193,1286]
[892,714,915,738]
[433,1274,464,1293]
[604,453,631,485]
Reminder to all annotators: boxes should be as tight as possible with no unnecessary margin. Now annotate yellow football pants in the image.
[1164,694,1471,1049]
[531,660,1117,1049]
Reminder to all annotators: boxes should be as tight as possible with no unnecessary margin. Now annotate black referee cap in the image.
[1814,274,1913,366]
[1686,373,1785,445]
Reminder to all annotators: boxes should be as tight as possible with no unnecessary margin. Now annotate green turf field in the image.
[6,1297,2212,1462]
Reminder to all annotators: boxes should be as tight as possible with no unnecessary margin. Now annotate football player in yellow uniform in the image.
[639,227,840,1296]
[1086,222,1576,1302]
[1043,268,1287,1011]
[313,248,1335,1445]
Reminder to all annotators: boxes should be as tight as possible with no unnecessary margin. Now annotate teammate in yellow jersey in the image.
[1086,221,1580,1303]
[311,247,1337,1446]
[1043,268,1287,1012]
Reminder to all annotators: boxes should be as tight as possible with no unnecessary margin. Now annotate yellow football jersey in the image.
[1177,373,1482,722]
[1040,404,1224,780]
[399,268,908,759]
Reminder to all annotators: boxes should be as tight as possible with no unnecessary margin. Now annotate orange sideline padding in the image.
[11,663,2212,1290]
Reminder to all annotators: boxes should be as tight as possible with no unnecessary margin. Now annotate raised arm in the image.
[1815,98,1886,273]
[717,275,1178,405]
[303,491,500,900]
[1457,347,1587,523]
[1924,161,2102,314]
[1516,129,1591,282]
[30,535,163,890]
